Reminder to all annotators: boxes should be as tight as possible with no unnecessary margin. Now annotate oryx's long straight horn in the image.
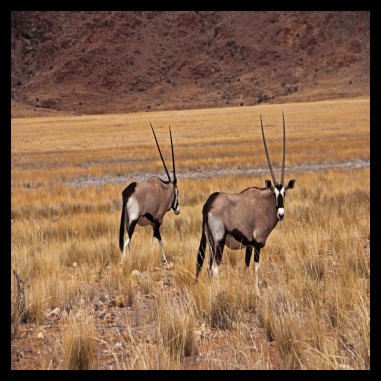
[260,114,277,185]
[281,110,286,185]
[150,122,171,182]
[169,125,176,184]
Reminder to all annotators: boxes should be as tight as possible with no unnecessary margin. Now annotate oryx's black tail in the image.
[119,182,137,253]
[119,195,127,252]
[195,214,207,279]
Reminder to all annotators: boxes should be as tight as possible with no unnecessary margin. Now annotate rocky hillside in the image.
[11,11,370,116]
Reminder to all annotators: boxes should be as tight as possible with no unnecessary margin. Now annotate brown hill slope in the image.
[11,11,370,117]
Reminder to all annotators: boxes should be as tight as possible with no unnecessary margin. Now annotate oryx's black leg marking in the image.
[215,238,226,265]
[254,243,260,263]
[245,246,253,267]
[127,219,138,240]
[153,221,162,242]
[153,221,167,263]
[253,242,261,296]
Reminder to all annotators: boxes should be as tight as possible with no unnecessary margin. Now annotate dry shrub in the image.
[11,270,30,338]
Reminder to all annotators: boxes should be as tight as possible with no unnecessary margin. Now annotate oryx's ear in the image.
[265,180,272,189]
[286,179,295,189]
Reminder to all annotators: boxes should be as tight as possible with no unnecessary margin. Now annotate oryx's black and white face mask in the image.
[265,179,295,221]
[172,185,180,215]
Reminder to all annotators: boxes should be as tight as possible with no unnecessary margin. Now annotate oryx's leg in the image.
[245,246,253,267]
[209,238,225,278]
[153,222,167,264]
[207,234,215,280]
[244,246,253,279]
[121,219,137,263]
[215,238,225,265]
[207,215,225,279]
[253,243,261,297]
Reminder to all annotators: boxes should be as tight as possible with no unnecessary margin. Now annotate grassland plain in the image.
[11,98,369,370]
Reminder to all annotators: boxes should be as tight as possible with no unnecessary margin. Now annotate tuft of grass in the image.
[210,287,237,330]
[260,289,305,369]
[155,293,198,360]
[129,342,178,370]
[61,310,97,370]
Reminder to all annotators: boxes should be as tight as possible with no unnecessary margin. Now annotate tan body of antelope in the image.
[119,123,180,264]
[195,112,295,296]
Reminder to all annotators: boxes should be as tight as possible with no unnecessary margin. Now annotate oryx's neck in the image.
[242,187,275,204]
[260,188,278,221]
[243,187,279,225]
[153,177,176,209]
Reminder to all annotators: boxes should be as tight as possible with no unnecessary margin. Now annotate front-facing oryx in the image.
[195,111,295,296]
[119,123,180,264]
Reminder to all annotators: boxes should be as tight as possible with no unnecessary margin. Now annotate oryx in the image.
[119,122,180,264]
[195,111,295,296]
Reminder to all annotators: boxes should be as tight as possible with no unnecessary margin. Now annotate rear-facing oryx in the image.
[195,111,295,296]
[119,123,180,264]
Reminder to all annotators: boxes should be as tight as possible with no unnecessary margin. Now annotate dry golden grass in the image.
[62,311,97,370]
[11,98,369,188]
[11,98,369,370]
